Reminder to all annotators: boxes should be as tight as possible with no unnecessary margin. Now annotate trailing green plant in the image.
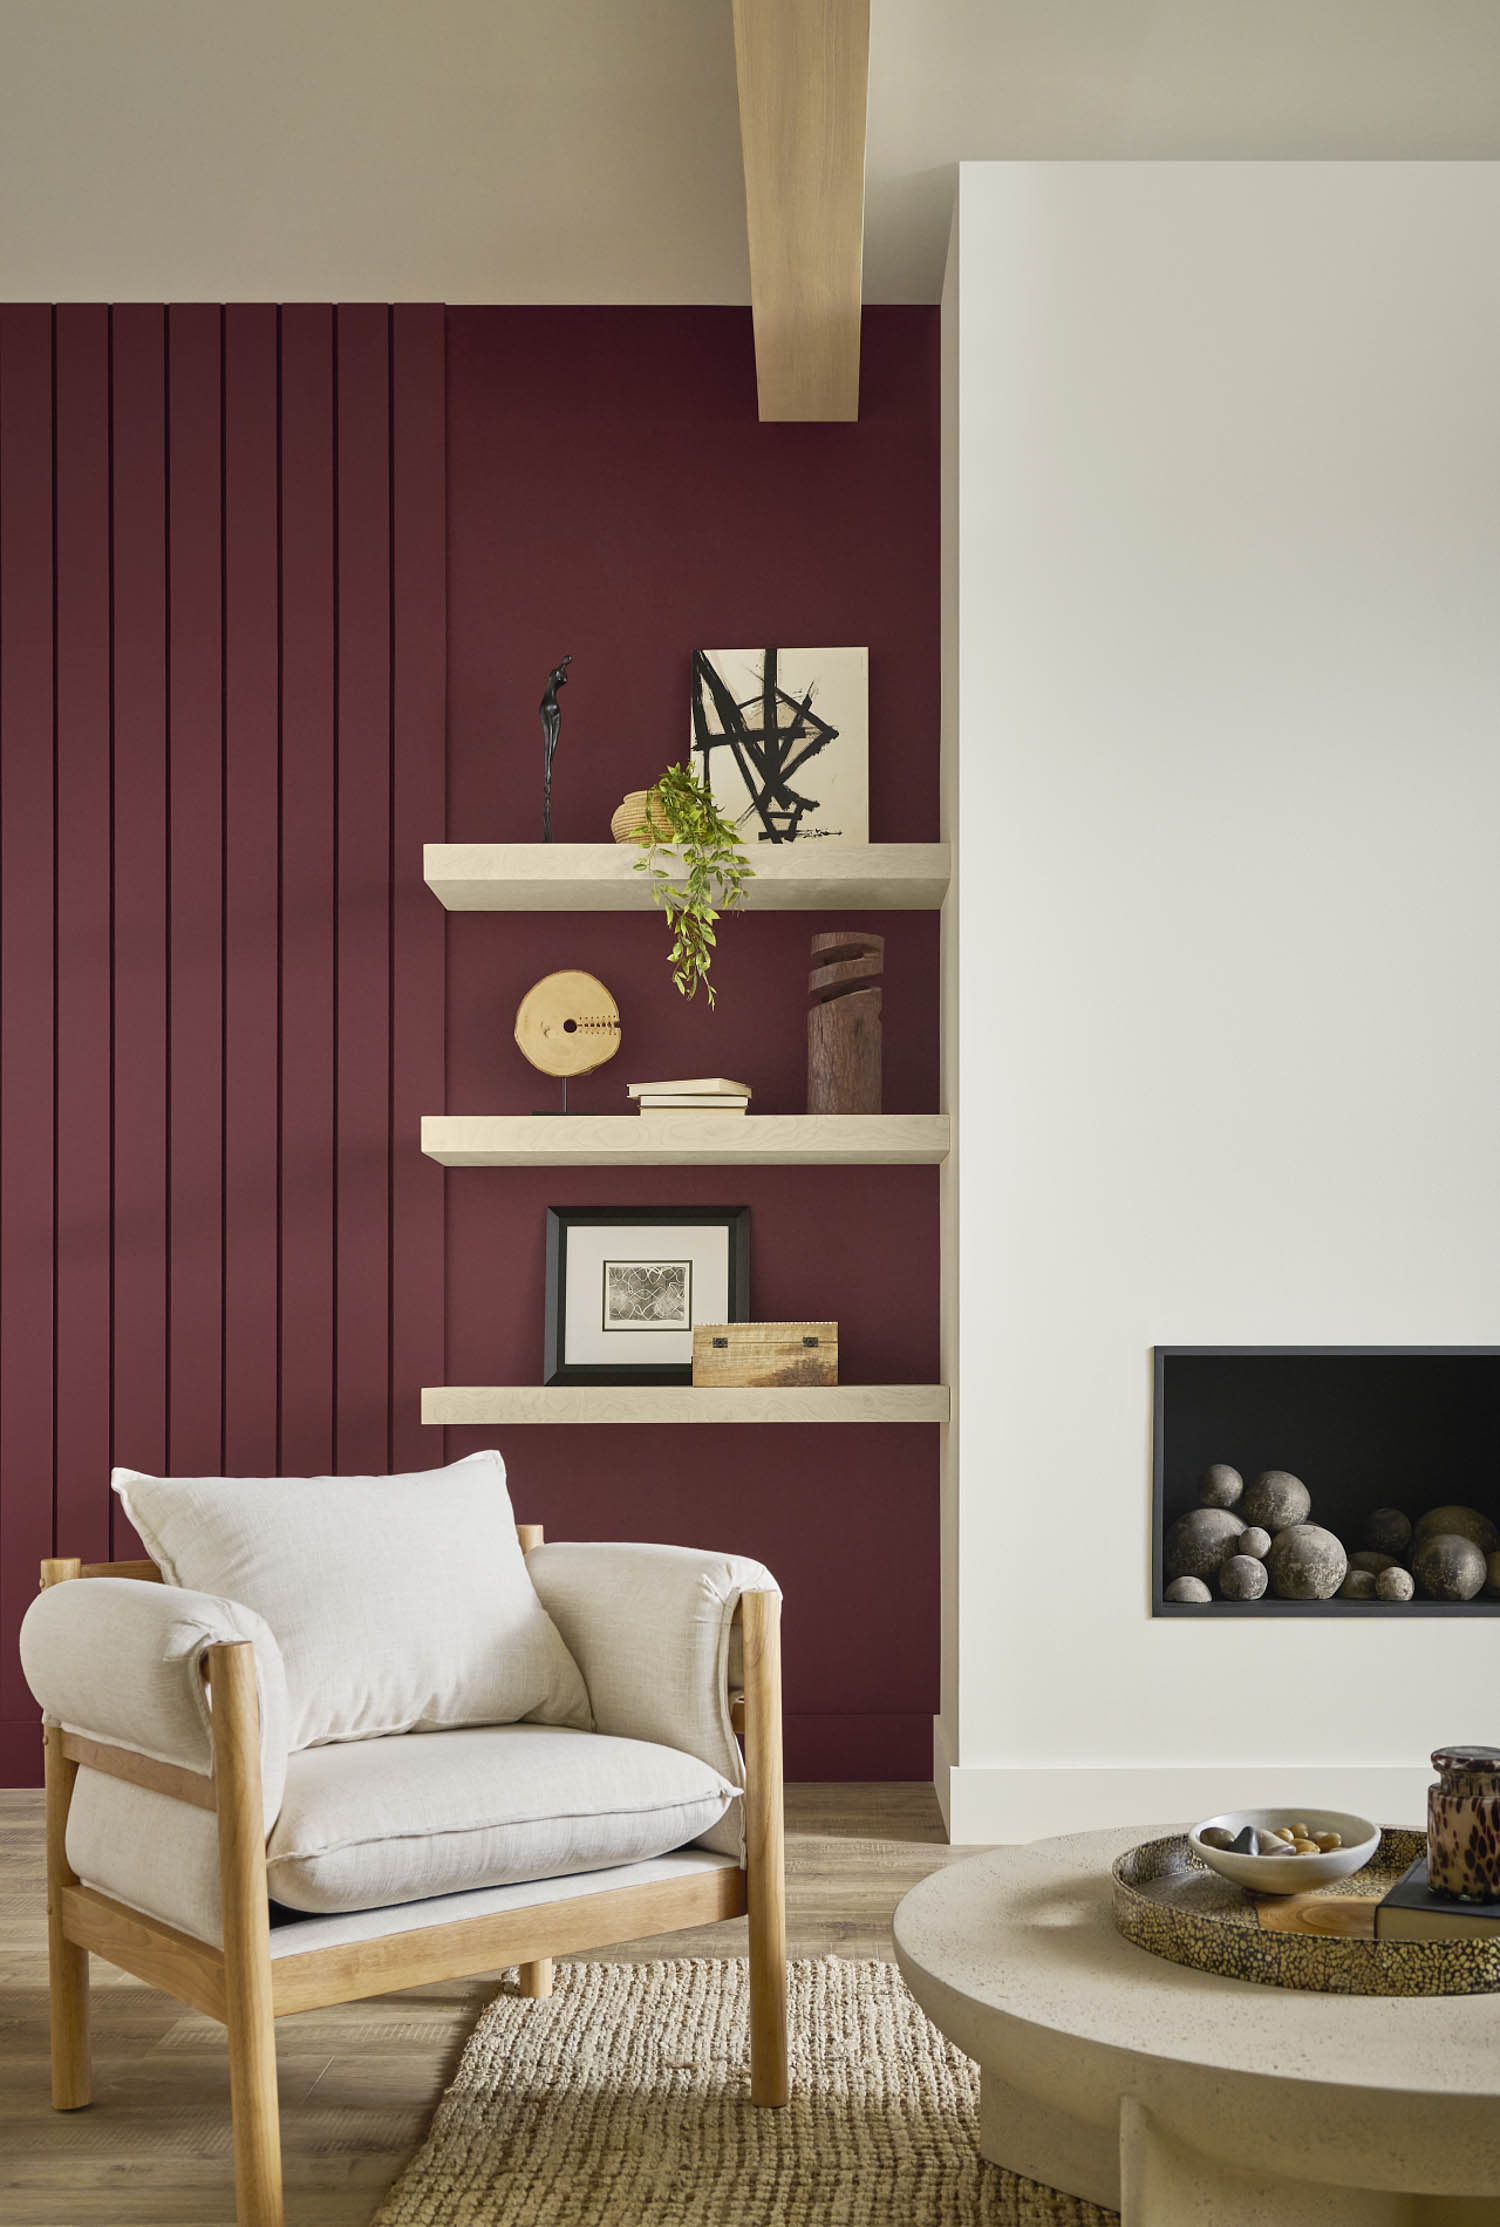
[633,761,754,1006]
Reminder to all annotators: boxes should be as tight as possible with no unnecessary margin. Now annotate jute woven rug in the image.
[373,1956,1118,2226]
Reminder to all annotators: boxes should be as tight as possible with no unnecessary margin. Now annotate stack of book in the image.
[1374,1856,1500,1942]
[627,1077,752,1116]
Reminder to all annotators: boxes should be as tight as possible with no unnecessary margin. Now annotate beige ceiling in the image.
[1,0,1497,305]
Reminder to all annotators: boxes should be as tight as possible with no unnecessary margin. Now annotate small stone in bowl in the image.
[1199,1826,1236,1850]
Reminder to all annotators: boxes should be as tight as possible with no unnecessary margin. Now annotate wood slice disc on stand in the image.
[514,970,622,1077]
[807,931,883,1114]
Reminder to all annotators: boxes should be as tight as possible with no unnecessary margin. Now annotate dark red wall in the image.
[442,309,942,1778]
[0,303,940,1786]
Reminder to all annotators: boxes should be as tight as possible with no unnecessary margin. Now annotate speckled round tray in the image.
[1113,1829,1500,1996]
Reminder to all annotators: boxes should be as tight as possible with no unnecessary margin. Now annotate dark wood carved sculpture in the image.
[539,655,572,842]
[807,931,884,1114]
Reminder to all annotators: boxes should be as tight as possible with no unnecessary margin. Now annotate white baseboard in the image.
[936,1745,1431,1847]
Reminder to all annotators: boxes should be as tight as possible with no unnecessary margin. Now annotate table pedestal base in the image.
[979,2078,1500,2225]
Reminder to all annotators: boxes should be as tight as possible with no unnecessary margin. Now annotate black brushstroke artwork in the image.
[539,655,572,842]
[691,648,839,843]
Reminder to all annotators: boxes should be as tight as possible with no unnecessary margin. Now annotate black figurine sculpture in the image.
[539,655,572,843]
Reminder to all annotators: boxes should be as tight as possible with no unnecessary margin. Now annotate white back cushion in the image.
[112,1451,590,1751]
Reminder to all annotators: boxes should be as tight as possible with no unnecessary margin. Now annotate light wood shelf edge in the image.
[422,1384,950,1426]
[420,1113,950,1167]
[423,842,950,911]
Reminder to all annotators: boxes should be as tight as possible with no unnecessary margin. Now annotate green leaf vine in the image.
[632,761,754,1006]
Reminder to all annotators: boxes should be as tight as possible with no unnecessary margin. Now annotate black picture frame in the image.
[543,1206,751,1385]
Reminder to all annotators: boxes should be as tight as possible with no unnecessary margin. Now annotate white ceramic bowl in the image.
[1188,1808,1381,1895]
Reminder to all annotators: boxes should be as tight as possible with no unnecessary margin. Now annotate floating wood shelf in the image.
[423,843,949,911]
[420,1113,950,1167]
[422,1385,950,1426]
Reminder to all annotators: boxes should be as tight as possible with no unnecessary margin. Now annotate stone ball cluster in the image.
[1163,1467,1500,1608]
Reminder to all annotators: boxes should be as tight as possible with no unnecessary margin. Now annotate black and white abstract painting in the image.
[691,648,868,845]
[602,1259,692,1332]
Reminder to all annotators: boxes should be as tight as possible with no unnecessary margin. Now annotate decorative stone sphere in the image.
[1363,1508,1412,1556]
[1487,1552,1500,1599]
[1198,1463,1244,1510]
[1164,1576,1213,1604]
[1412,1505,1500,1558]
[1266,1523,1348,1601]
[1163,1506,1245,1584]
[1237,1526,1272,1560]
[1349,1548,1400,1576]
[1219,1554,1268,1601]
[1337,1568,1376,1600]
[1376,1564,1416,1602]
[1241,1470,1312,1533]
[1412,1531,1487,1602]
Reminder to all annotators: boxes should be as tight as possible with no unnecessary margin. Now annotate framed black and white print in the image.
[544,1207,749,1385]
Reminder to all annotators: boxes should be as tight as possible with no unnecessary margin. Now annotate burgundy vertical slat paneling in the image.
[332,307,393,1475]
[110,305,170,1551]
[0,306,57,1760]
[277,306,337,1476]
[389,306,447,1473]
[4,298,451,1784]
[52,306,114,1564]
[165,304,225,1474]
[222,307,281,1475]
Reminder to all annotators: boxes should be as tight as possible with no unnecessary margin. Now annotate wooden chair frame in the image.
[39,1530,787,2227]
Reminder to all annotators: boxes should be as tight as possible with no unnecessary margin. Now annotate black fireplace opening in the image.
[1153,1347,1500,1616]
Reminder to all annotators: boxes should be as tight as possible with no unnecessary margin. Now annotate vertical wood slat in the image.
[52,305,114,1565]
[165,304,225,1476]
[110,305,170,1552]
[0,306,58,1738]
[389,306,448,1474]
[222,307,281,1477]
[276,306,337,1477]
[333,307,394,1475]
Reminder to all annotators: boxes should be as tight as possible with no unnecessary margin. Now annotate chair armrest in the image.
[19,1575,288,1823]
[526,1542,778,1853]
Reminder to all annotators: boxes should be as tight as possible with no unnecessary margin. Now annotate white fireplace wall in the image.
[941,161,1500,1844]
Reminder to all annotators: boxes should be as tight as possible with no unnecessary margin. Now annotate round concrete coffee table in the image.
[894,1825,1500,2224]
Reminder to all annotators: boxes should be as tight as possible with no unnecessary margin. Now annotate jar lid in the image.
[1432,1744,1500,1771]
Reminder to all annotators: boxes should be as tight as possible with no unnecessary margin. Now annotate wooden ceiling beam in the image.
[731,0,871,422]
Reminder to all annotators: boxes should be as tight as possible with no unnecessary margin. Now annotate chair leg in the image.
[211,1640,284,2227]
[517,1958,554,1997]
[43,1722,91,2111]
[742,1590,788,2106]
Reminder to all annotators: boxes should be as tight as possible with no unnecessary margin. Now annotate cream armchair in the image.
[20,1528,786,2227]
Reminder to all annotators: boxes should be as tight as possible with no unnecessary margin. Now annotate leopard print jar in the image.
[1428,1745,1500,1901]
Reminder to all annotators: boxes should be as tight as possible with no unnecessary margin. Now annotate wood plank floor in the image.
[0,1784,966,2227]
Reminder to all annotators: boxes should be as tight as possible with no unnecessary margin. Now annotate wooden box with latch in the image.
[691,1322,838,1388]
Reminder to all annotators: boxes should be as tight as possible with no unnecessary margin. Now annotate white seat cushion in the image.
[264,1723,737,1914]
[112,1450,589,1751]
